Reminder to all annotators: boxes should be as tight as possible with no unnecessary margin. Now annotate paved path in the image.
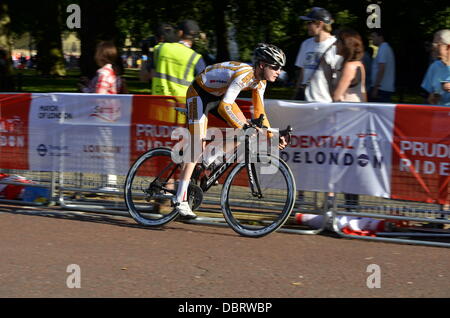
[0,204,449,298]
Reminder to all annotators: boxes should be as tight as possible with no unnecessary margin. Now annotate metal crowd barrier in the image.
[0,169,57,206]
[1,93,448,247]
[1,167,449,247]
[55,170,331,235]
[0,168,331,232]
[328,194,450,247]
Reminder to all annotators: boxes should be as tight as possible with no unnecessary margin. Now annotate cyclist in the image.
[173,43,288,219]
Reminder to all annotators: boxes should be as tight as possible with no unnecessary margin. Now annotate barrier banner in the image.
[0,93,448,204]
[131,95,185,163]
[265,100,395,198]
[27,93,132,175]
[264,100,449,205]
[0,93,31,170]
[391,105,450,204]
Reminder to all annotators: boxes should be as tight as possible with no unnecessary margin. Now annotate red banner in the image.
[0,94,31,170]
[391,105,450,204]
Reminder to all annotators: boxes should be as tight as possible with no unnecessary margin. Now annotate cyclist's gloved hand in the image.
[279,135,288,150]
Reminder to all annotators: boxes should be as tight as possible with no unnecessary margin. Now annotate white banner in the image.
[28,93,132,175]
[264,100,396,197]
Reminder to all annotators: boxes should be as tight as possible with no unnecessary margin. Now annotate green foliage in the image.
[334,10,359,27]
[420,6,450,37]
[1,0,449,93]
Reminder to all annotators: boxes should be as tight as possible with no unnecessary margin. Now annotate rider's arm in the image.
[217,72,252,128]
[252,80,271,129]
[218,69,272,136]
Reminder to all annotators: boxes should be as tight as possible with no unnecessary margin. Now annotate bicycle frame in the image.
[148,115,290,203]
[197,134,262,197]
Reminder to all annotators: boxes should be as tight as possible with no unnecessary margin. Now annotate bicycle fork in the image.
[247,162,263,198]
[244,134,263,198]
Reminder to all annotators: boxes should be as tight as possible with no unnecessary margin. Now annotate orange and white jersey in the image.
[193,61,270,129]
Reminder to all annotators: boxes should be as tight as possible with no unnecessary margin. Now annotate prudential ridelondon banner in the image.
[264,100,396,198]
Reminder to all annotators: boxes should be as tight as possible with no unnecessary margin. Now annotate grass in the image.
[12,67,424,104]
[15,68,151,94]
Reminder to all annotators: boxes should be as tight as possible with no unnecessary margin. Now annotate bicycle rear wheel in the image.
[221,155,296,237]
[124,147,181,226]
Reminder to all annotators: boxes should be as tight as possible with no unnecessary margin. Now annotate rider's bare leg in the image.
[175,162,197,203]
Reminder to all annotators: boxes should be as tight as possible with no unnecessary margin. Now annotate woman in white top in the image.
[332,29,366,216]
[333,28,367,102]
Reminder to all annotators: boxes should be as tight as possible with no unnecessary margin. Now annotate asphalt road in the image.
[0,203,449,299]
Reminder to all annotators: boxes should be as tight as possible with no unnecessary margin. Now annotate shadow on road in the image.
[0,204,240,238]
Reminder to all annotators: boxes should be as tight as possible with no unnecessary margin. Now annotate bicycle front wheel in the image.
[221,155,296,237]
[124,147,181,226]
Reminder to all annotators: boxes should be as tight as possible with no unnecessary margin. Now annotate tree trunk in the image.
[0,3,12,52]
[33,2,66,76]
[214,1,230,62]
[0,2,16,91]
[79,0,120,78]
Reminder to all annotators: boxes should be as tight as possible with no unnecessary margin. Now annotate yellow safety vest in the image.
[152,42,201,98]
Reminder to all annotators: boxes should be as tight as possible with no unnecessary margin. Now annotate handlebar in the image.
[246,114,266,129]
[244,114,292,145]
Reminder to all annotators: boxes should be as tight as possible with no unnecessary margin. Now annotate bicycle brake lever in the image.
[279,125,293,145]
[248,114,265,128]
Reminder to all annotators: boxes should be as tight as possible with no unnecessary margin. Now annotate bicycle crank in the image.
[188,183,203,211]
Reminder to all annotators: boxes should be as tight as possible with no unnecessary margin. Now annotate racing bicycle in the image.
[124,115,296,237]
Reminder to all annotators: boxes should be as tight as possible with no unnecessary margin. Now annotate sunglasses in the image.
[266,64,282,71]
[432,42,445,47]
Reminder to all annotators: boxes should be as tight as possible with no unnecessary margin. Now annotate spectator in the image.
[155,22,179,43]
[421,29,450,106]
[331,28,367,210]
[292,7,343,102]
[151,20,206,98]
[369,29,396,102]
[94,41,127,94]
[332,28,367,102]
[79,41,127,94]
[140,23,178,83]
[79,41,128,192]
[362,36,373,93]
[442,76,450,105]
[292,7,343,208]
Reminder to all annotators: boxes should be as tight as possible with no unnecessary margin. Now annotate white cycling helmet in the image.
[253,43,286,67]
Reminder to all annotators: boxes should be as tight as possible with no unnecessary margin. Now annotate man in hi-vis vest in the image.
[151,20,206,98]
